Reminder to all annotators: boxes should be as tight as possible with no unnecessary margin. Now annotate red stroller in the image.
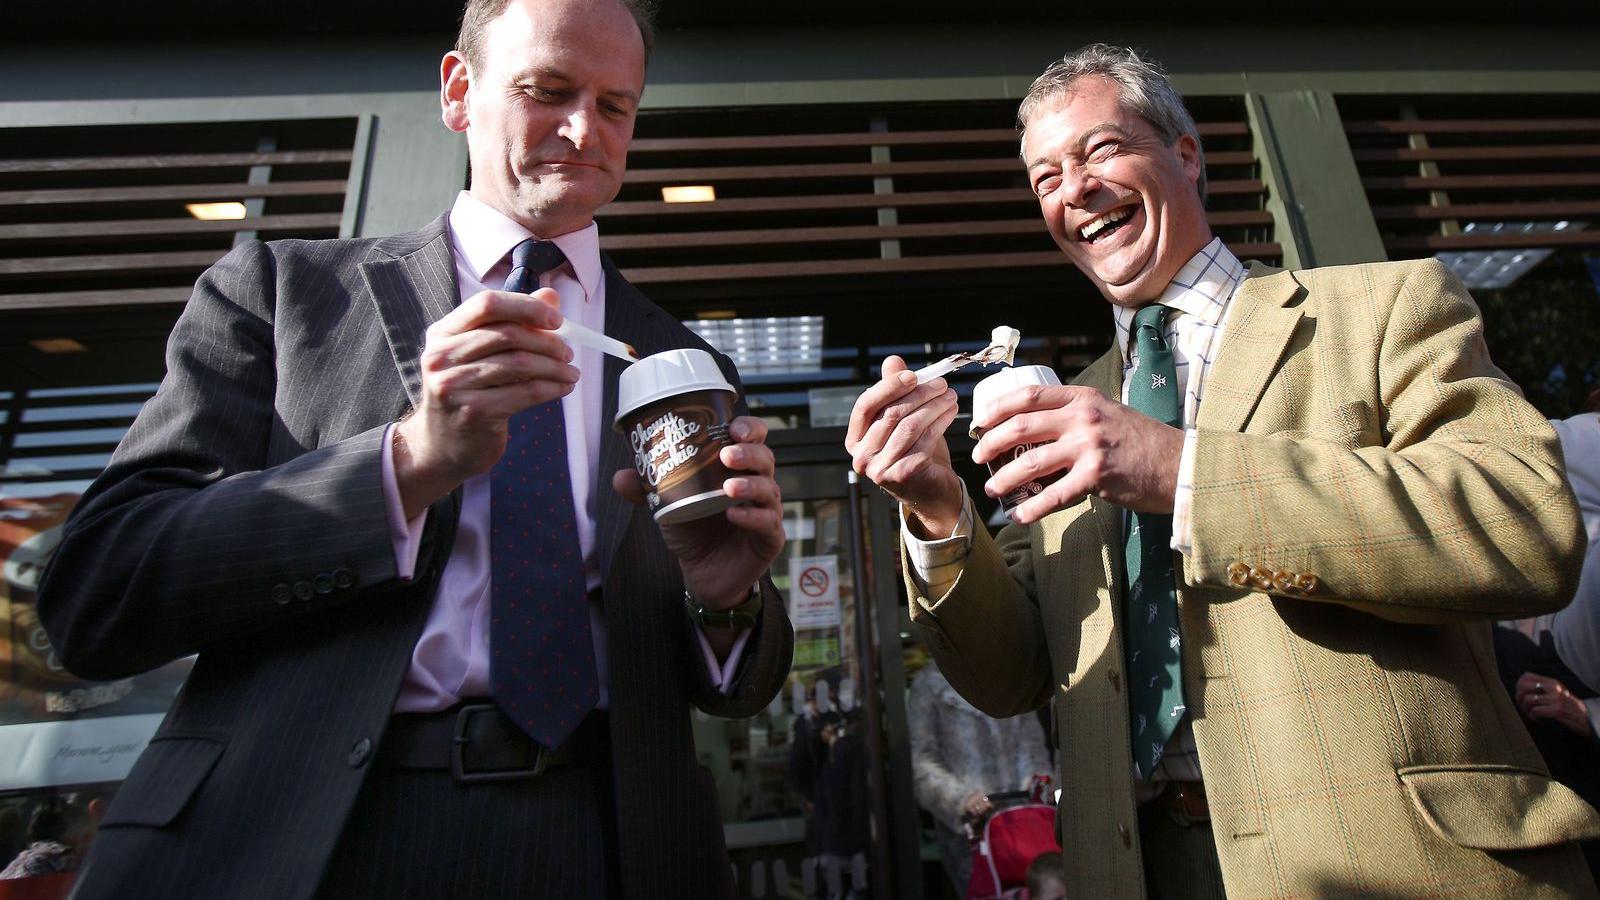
[962,775,1060,900]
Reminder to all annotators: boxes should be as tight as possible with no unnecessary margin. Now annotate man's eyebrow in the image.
[509,65,639,105]
[1027,121,1129,170]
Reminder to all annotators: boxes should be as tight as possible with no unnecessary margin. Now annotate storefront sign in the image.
[786,555,841,630]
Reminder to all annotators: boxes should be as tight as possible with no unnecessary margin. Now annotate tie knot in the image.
[505,238,569,294]
[1133,303,1169,333]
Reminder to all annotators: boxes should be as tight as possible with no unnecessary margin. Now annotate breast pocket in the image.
[98,732,228,829]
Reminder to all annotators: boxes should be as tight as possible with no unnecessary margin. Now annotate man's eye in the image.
[1089,140,1119,159]
[1034,176,1061,197]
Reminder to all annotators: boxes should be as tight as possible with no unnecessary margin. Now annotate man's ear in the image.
[1175,132,1202,188]
[440,51,471,134]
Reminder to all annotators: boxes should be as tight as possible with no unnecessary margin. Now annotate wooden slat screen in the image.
[600,97,1275,425]
[0,119,358,314]
[602,98,1277,298]
[1340,97,1600,257]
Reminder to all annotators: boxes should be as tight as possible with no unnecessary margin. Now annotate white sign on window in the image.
[786,554,841,630]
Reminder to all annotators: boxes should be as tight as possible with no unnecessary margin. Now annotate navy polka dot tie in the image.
[489,237,597,748]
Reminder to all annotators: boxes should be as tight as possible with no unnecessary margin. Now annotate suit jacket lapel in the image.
[1197,264,1304,434]
[596,259,663,582]
[361,213,457,409]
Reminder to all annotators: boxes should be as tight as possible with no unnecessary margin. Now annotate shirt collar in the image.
[1112,237,1244,361]
[446,190,604,302]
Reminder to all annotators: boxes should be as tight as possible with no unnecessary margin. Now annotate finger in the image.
[873,389,959,467]
[611,467,647,506]
[724,474,782,510]
[429,352,581,396]
[724,502,785,540]
[851,384,955,474]
[434,289,565,336]
[974,383,1093,433]
[845,357,919,448]
[983,436,1075,501]
[728,415,769,446]
[721,441,776,479]
[1008,448,1100,525]
[428,323,574,369]
[873,402,959,486]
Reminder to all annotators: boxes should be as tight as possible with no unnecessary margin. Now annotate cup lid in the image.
[614,348,737,428]
[970,365,1062,437]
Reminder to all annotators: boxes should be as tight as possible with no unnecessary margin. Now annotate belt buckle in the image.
[450,703,546,784]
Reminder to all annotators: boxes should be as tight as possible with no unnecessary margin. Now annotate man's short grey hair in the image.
[1018,43,1207,201]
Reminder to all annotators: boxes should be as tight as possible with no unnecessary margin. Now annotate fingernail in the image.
[898,371,916,386]
[732,421,750,439]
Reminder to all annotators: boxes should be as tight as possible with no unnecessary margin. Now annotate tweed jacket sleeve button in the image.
[1227,562,1251,586]
[270,584,293,606]
[1251,569,1275,592]
[1271,570,1294,592]
[1295,573,1320,594]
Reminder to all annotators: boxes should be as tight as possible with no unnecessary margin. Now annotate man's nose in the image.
[1059,165,1101,207]
[559,106,592,150]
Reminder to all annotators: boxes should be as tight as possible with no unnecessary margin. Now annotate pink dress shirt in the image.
[383,191,748,714]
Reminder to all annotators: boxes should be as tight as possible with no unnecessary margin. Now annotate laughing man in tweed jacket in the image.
[847,44,1600,899]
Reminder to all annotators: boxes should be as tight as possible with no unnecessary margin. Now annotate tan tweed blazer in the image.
[907,259,1600,898]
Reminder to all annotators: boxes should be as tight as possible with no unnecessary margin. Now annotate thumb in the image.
[881,354,909,379]
[611,467,647,506]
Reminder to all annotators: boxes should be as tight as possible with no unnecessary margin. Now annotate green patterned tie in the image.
[1124,303,1185,780]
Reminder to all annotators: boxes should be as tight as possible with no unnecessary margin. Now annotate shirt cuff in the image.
[902,483,975,599]
[380,423,427,581]
[697,628,753,695]
[1171,428,1198,555]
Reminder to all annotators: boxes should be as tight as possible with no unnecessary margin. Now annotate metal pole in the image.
[847,469,895,899]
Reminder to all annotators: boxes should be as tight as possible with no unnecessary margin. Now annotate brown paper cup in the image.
[970,365,1064,513]
[614,349,740,524]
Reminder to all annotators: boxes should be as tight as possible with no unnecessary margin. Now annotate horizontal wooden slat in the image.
[1361,173,1600,191]
[600,180,1264,217]
[1385,230,1599,252]
[1345,119,1600,136]
[0,213,342,242]
[1,468,117,485]
[1370,200,1600,222]
[0,180,348,207]
[1353,144,1600,163]
[627,152,1257,185]
[628,123,1249,153]
[601,211,1273,251]
[0,250,225,277]
[0,287,192,311]
[4,443,123,458]
[5,417,136,434]
[621,243,1280,284]
[0,150,352,175]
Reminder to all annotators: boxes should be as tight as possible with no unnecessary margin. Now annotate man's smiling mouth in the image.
[1079,206,1134,243]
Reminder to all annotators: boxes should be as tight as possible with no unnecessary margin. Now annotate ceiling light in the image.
[661,185,716,203]
[185,201,248,221]
[30,338,88,354]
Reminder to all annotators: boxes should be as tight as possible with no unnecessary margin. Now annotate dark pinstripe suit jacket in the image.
[37,214,794,899]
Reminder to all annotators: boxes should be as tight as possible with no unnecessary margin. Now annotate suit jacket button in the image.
[292,581,315,601]
[349,738,372,768]
[1296,573,1320,594]
[271,584,293,606]
[1118,822,1131,848]
[333,568,357,589]
[1227,562,1250,586]
[313,573,335,596]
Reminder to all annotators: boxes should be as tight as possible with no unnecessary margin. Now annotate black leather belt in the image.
[379,702,609,784]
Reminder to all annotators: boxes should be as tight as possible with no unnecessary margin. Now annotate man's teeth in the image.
[1079,207,1132,241]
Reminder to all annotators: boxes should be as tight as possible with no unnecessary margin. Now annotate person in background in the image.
[910,658,1050,894]
[1497,402,1600,879]
[1025,851,1067,900]
[0,802,72,880]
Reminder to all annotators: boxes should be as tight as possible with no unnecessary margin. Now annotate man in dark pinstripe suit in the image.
[35,0,793,897]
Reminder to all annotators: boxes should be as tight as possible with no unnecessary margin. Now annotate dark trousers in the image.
[317,759,620,899]
[1137,798,1226,900]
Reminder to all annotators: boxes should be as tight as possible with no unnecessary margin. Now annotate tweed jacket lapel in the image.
[1075,343,1129,599]
[361,213,458,409]
[596,257,663,582]
[1194,263,1303,434]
